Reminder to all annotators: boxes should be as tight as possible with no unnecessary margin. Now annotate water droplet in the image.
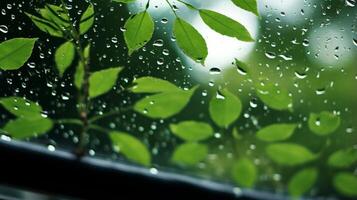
[294,71,307,79]
[249,98,258,108]
[157,57,164,65]
[302,39,310,46]
[345,0,356,7]
[161,18,168,24]
[278,54,293,61]
[233,187,243,196]
[47,145,56,152]
[150,168,158,175]
[27,62,36,69]
[111,37,118,44]
[265,52,276,59]
[0,25,8,33]
[153,39,164,47]
[316,88,326,95]
[353,38,357,47]
[209,67,221,75]
[315,118,321,126]
[216,91,225,100]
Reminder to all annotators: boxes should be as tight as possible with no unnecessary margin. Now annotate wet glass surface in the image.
[0,0,357,199]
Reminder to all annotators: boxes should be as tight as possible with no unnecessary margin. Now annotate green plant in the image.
[0,0,356,198]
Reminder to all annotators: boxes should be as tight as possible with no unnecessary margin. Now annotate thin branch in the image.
[88,124,112,133]
[88,106,133,123]
[165,0,179,17]
[54,118,83,125]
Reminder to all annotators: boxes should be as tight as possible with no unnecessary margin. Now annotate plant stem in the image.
[165,0,179,17]
[88,124,112,134]
[88,106,132,123]
[60,0,90,157]
[54,118,83,125]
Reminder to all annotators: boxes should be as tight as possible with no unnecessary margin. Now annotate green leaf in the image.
[266,143,316,166]
[130,76,180,93]
[110,131,151,166]
[74,61,84,89]
[256,123,297,142]
[199,9,253,42]
[25,13,63,37]
[333,172,357,197]
[0,97,43,119]
[171,143,208,166]
[3,118,53,139]
[169,121,213,142]
[232,158,257,188]
[55,41,75,76]
[39,4,70,29]
[80,4,94,35]
[89,67,123,98]
[134,87,197,119]
[83,44,91,59]
[231,0,259,16]
[232,127,243,140]
[288,168,318,197]
[209,89,242,128]
[308,111,340,136]
[0,38,37,70]
[124,11,154,55]
[256,82,292,111]
[328,148,357,168]
[113,0,136,3]
[174,17,208,64]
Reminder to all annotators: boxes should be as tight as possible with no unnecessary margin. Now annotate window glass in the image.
[0,0,356,198]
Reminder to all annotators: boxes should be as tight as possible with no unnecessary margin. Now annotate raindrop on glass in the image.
[0,25,8,33]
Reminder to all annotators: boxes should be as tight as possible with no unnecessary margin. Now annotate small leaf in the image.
[130,76,180,93]
[134,87,197,119]
[256,123,297,142]
[110,131,151,166]
[169,121,213,142]
[308,111,340,136]
[55,41,75,76]
[0,97,43,119]
[231,0,259,16]
[80,4,94,35]
[0,38,37,70]
[256,82,292,111]
[232,158,257,188]
[39,4,70,28]
[83,44,91,59]
[89,67,123,98]
[266,143,316,166]
[3,118,53,139]
[174,17,208,64]
[288,168,318,197]
[171,143,208,166]
[124,11,154,55]
[199,9,253,41]
[209,89,242,128]
[25,13,63,37]
[333,172,357,197]
[328,148,357,168]
[74,61,84,89]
